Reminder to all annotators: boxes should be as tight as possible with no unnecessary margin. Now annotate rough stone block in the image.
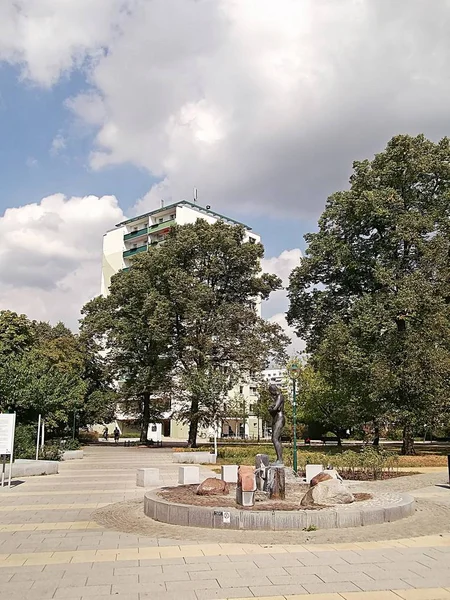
[188,505,212,528]
[173,452,217,464]
[239,510,273,531]
[7,459,59,477]
[221,464,238,483]
[305,464,323,484]
[274,510,307,530]
[212,509,240,529]
[361,507,385,526]
[178,465,200,485]
[136,468,160,487]
[169,504,190,526]
[61,450,84,461]
[336,510,362,528]
[306,509,337,529]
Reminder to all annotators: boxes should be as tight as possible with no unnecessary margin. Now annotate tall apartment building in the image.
[102,199,260,296]
[101,200,265,440]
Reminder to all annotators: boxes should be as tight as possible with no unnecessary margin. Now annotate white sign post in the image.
[0,413,16,489]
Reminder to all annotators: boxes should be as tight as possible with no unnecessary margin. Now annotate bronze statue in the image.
[268,382,285,465]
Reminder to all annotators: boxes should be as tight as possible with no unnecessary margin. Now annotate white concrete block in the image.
[221,465,238,483]
[178,465,200,485]
[136,468,160,487]
[305,464,323,484]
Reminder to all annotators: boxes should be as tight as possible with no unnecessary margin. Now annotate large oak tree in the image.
[288,135,450,454]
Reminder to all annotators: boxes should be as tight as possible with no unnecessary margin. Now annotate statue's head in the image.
[268,382,279,395]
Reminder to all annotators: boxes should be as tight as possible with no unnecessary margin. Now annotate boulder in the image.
[310,469,342,486]
[196,478,229,496]
[301,479,354,507]
[310,472,333,487]
[323,468,343,481]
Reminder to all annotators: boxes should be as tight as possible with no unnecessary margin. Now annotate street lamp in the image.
[288,358,301,474]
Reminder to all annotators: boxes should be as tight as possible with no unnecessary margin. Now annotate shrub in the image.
[61,439,80,451]
[14,424,36,459]
[78,430,99,444]
[39,444,62,461]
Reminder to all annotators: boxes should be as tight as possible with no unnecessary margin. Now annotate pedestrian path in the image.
[0,446,449,599]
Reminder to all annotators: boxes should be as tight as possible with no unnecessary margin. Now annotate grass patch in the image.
[216,444,448,472]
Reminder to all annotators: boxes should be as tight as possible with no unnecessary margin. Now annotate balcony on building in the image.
[124,226,148,242]
[123,244,147,259]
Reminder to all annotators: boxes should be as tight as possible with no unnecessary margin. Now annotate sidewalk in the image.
[0,446,449,600]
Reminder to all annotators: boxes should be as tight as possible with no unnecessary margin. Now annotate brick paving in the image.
[0,445,449,600]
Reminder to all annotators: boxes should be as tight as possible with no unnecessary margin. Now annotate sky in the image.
[1,0,450,351]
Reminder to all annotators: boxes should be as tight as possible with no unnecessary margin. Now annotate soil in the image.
[156,483,372,511]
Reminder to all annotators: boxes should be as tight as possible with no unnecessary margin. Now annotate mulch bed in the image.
[157,484,373,512]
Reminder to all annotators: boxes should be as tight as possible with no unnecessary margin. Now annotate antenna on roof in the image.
[161,199,164,208]
[193,187,198,203]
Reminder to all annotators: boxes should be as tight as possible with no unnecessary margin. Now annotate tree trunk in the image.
[187,398,199,448]
[401,422,416,455]
[140,392,150,443]
[373,424,380,447]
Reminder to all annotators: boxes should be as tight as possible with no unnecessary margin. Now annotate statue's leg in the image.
[273,415,283,463]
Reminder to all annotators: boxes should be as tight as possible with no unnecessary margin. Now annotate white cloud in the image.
[269,313,305,355]
[50,133,67,156]
[261,248,302,318]
[262,248,303,353]
[3,1,450,219]
[0,194,124,329]
[0,0,130,87]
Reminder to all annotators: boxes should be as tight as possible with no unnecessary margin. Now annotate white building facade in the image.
[101,200,265,441]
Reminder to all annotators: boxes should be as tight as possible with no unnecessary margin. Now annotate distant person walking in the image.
[114,427,120,444]
[103,426,108,441]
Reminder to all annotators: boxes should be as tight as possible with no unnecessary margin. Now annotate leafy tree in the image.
[149,220,289,446]
[81,272,175,442]
[288,134,450,454]
[82,220,289,447]
[0,311,115,436]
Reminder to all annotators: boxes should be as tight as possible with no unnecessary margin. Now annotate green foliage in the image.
[218,444,398,479]
[14,424,36,459]
[82,220,289,446]
[0,310,116,439]
[62,439,81,451]
[13,424,63,460]
[288,134,450,454]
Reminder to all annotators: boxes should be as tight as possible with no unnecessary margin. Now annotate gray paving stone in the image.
[316,571,374,583]
[356,578,414,591]
[302,581,361,594]
[139,570,191,583]
[267,574,322,585]
[185,555,231,564]
[116,565,163,576]
[165,579,220,592]
[112,583,166,595]
[189,569,239,580]
[86,574,138,586]
[54,585,111,598]
[195,588,252,600]
[216,575,272,588]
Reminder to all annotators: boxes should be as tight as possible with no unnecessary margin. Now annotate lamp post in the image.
[288,359,301,474]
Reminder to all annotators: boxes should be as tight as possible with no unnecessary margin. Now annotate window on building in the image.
[239,385,244,394]
[170,214,175,220]
[249,404,255,413]
[159,217,163,223]
[249,236,256,243]
[250,386,257,394]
